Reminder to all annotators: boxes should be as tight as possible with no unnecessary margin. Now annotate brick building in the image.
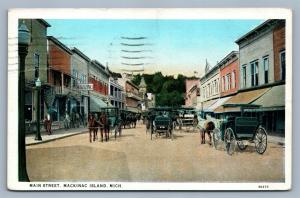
[273,21,286,82]
[219,51,239,97]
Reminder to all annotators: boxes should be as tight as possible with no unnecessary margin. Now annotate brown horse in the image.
[99,113,110,142]
[200,121,215,145]
[88,114,98,143]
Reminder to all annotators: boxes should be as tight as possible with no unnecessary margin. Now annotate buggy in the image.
[149,107,175,140]
[98,107,122,139]
[212,104,268,155]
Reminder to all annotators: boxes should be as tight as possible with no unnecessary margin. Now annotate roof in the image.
[126,80,139,90]
[235,19,285,44]
[218,51,239,69]
[72,47,91,62]
[37,19,51,27]
[47,36,73,55]
[90,60,109,76]
[214,87,270,113]
[252,84,285,111]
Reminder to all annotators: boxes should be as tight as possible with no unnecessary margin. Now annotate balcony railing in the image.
[125,92,142,101]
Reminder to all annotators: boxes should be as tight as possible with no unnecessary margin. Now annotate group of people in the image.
[88,112,110,143]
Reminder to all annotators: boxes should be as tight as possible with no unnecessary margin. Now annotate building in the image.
[139,77,148,111]
[71,48,90,117]
[185,78,200,107]
[107,70,125,109]
[118,73,142,113]
[217,19,286,134]
[88,60,111,112]
[236,19,285,89]
[108,77,125,109]
[47,36,74,122]
[22,19,50,123]
[219,51,239,97]
[199,61,221,112]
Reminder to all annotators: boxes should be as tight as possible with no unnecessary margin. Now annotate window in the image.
[33,53,40,79]
[232,71,236,88]
[242,65,247,88]
[72,69,78,86]
[263,56,269,84]
[225,75,228,91]
[250,61,259,86]
[222,76,225,91]
[280,50,286,80]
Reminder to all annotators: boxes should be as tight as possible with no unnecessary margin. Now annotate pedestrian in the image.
[43,115,48,134]
[192,113,199,132]
[46,113,52,135]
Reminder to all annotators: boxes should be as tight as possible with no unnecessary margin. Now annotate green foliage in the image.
[131,74,141,86]
[132,72,187,107]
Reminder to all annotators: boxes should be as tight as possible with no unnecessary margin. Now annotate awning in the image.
[202,98,218,112]
[89,96,110,112]
[214,87,270,113]
[251,84,285,111]
[206,96,231,113]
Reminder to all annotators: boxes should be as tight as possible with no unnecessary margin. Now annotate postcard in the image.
[7,8,292,191]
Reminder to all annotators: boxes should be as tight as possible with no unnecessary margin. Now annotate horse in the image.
[88,114,98,143]
[200,120,215,145]
[99,113,110,142]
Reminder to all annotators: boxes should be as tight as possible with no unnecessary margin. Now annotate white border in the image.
[7,8,292,191]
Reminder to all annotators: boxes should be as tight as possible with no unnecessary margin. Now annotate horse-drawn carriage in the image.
[173,107,198,132]
[120,109,138,129]
[212,104,268,155]
[148,107,175,140]
[97,107,122,139]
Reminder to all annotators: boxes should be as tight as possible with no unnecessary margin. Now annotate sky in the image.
[46,19,264,77]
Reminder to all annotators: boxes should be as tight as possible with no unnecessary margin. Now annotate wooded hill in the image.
[132,72,196,107]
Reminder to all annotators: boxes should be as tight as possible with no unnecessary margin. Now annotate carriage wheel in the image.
[237,141,248,150]
[212,128,222,150]
[254,127,267,154]
[224,128,236,155]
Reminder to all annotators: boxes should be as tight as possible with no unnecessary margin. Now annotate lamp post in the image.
[18,20,30,181]
[34,78,42,140]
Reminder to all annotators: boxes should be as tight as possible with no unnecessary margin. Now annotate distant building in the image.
[118,73,142,113]
[71,48,91,117]
[108,70,125,109]
[88,60,110,112]
[200,61,221,112]
[139,77,148,111]
[219,51,239,97]
[22,19,50,123]
[185,78,200,107]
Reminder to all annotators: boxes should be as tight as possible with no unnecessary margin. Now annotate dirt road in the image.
[26,123,285,182]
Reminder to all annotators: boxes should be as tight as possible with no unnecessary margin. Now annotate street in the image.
[26,123,285,182]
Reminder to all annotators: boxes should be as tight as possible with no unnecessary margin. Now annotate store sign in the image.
[77,84,93,90]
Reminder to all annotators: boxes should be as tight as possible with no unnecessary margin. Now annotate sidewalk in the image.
[268,135,285,146]
[26,127,88,146]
